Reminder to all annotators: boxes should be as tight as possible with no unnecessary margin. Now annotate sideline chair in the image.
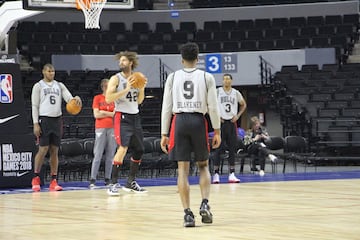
[282,135,308,173]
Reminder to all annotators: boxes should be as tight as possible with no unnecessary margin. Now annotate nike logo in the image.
[0,114,19,124]
[16,171,29,177]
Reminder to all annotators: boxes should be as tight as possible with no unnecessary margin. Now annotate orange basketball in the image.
[130,72,146,89]
[66,99,82,115]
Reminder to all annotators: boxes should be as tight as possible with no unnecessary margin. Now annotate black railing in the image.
[259,55,274,86]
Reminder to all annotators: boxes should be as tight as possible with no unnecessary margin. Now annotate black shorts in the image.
[220,120,238,149]
[39,116,62,147]
[168,113,210,162]
[114,112,144,152]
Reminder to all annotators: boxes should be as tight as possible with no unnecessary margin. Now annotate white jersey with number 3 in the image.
[114,72,139,114]
[172,69,208,114]
[217,87,243,120]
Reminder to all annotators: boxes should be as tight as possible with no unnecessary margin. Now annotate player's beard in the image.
[120,65,130,73]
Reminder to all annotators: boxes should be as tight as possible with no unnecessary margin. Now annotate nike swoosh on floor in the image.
[0,114,19,124]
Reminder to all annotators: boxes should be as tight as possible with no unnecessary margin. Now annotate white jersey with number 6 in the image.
[38,80,62,117]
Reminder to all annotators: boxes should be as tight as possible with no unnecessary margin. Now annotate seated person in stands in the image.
[244,116,277,176]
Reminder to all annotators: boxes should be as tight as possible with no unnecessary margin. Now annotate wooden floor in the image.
[1,179,360,240]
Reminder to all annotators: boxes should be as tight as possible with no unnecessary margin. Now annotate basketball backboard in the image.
[23,0,135,10]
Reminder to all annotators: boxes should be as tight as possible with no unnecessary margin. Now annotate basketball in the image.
[66,99,82,115]
[130,72,146,89]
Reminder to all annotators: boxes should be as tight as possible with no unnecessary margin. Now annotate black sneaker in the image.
[104,178,110,186]
[184,211,195,227]
[89,179,96,189]
[199,201,213,224]
[122,181,147,193]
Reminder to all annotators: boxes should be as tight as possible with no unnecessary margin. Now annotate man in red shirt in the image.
[89,78,116,188]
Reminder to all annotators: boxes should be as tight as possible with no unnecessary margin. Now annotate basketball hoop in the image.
[76,0,106,29]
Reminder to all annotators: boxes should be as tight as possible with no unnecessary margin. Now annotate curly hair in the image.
[180,42,199,62]
[114,51,139,70]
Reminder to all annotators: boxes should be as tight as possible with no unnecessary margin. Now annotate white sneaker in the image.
[268,154,277,162]
[228,172,240,183]
[212,173,220,184]
[89,183,96,189]
[259,170,265,176]
[107,184,120,196]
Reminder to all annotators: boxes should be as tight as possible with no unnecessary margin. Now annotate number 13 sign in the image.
[205,54,237,74]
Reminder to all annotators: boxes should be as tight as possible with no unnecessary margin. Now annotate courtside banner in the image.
[0,134,35,188]
[0,63,35,188]
[0,63,28,134]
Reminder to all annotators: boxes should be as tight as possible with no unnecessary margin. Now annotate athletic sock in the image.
[111,165,120,184]
[127,158,141,184]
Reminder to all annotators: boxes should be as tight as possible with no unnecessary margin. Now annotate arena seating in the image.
[189,0,352,8]
[271,62,360,157]
[16,14,359,69]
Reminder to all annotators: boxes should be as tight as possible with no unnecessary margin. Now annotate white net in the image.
[77,0,106,29]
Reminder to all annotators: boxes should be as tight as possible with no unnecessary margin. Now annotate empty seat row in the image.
[17,14,359,34]
[189,0,347,8]
[17,25,356,47]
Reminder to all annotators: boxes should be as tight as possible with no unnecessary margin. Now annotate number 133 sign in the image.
[205,54,237,74]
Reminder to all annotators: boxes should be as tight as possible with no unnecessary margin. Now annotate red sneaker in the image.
[32,176,41,192]
[49,179,63,191]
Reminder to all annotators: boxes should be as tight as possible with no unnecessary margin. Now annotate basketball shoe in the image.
[199,201,213,224]
[184,209,195,227]
[89,179,96,189]
[107,183,120,196]
[104,178,111,187]
[212,173,220,184]
[123,181,147,193]
[31,176,41,192]
[49,179,63,191]
[228,172,240,183]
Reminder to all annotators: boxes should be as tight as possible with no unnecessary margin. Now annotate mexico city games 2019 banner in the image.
[0,63,35,188]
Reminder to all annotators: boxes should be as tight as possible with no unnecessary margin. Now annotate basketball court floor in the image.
[1,167,360,240]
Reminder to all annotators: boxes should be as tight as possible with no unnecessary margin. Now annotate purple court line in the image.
[1,170,360,195]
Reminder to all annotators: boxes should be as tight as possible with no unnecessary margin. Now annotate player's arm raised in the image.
[106,75,129,103]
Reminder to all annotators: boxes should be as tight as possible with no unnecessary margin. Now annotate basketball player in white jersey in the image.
[160,42,221,227]
[212,73,247,184]
[105,51,147,195]
[31,63,82,192]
